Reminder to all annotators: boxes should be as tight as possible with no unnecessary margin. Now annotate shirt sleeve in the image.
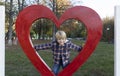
[69,41,82,52]
[34,42,52,51]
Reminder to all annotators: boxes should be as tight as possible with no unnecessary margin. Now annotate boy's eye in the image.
[58,38,65,40]
[57,38,60,39]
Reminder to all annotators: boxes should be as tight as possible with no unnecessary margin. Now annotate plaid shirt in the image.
[34,40,82,66]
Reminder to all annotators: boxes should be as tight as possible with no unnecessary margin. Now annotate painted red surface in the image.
[15,5,102,76]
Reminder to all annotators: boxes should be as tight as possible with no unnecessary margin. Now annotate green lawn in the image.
[5,40,114,76]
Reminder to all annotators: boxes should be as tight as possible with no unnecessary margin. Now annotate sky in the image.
[71,0,120,18]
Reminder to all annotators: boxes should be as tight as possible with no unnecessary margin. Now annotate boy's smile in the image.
[57,39,66,46]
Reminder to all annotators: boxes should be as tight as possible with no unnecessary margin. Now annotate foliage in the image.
[58,19,86,38]
[31,18,53,39]
[0,1,4,5]
[5,0,114,44]
[31,18,86,39]
[56,0,72,18]
[102,17,114,42]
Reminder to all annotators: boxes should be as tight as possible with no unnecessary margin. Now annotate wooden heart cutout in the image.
[15,5,102,76]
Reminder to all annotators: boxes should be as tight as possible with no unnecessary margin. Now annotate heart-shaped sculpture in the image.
[15,5,102,76]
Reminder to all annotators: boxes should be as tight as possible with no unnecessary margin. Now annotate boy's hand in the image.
[82,43,85,47]
[33,45,38,51]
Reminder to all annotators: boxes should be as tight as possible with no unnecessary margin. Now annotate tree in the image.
[0,1,4,5]
[7,0,13,45]
[5,0,26,45]
[28,0,72,40]
[102,16,114,43]
[32,18,53,39]
[5,0,84,43]
[58,19,86,38]
[18,0,25,12]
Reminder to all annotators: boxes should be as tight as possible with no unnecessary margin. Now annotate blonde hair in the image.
[55,31,67,39]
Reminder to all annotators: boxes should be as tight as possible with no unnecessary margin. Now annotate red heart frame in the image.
[15,5,102,76]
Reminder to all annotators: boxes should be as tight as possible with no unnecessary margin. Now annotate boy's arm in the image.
[69,42,82,52]
[34,42,52,51]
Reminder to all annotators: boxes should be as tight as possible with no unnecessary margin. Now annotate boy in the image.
[34,31,82,75]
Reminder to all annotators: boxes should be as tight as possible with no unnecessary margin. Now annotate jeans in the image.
[52,59,69,75]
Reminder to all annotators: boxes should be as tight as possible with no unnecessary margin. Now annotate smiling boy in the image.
[34,30,82,75]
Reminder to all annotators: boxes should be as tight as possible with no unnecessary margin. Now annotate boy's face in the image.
[57,38,66,46]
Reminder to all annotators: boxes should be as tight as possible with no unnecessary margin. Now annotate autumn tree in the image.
[28,0,72,40]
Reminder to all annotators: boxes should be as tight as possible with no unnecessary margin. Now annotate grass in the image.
[5,40,114,76]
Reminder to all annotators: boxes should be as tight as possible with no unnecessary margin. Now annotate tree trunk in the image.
[12,0,25,45]
[7,0,13,45]
[52,0,57,41]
